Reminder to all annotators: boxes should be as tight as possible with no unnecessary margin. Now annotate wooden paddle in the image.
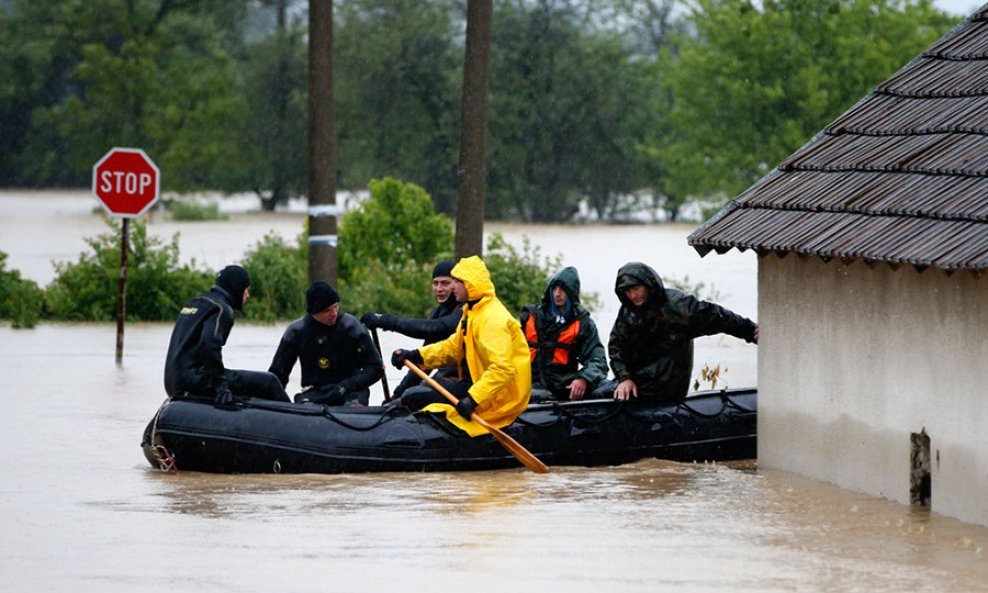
[403,359,548,473]
[370,327,391,402]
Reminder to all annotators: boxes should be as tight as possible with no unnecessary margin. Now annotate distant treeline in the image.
[0,0,955,221]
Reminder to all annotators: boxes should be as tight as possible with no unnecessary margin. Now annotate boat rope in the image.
[320,406,401,431]
[675,400,728,419]
[149,398,179,473]
[722,391,756,414]
[514,400,626,428]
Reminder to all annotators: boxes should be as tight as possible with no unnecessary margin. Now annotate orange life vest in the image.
[524,314,581,368]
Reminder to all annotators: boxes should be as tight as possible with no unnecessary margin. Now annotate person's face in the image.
[551,285,568,308]
[432,276,454,303]
[451,279,468,303]
[313,302,340,326]
[624,284,648,307]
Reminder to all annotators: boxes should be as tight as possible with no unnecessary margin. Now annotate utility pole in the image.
[308,0,338,283]
[454,0,492,260]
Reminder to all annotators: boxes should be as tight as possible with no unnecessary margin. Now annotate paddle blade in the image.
[486,423,549,474]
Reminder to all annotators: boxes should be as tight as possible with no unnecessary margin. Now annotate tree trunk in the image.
[308,0,338,284]
[454,0,492,261]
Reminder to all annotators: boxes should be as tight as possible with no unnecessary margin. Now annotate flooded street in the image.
[1,192,987,592]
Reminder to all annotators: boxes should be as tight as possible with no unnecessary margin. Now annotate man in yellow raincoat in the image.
[390,256,531,437]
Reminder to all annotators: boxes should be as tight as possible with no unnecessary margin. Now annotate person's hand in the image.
[567,377,589,401]
[214,386,242,407]
[307,384,347,404]
[614,379,638,401]
[391,348,422,370]
[455,395,478,420]
[361,312,382,329]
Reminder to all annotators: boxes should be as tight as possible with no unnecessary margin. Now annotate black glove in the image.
[214,386,242,407]
[360,312,382,329]
[391,348,422,370]
[455,394,478,420]
[298,384,347,405]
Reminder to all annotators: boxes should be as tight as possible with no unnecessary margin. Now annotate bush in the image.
[339,177,454,281]
[0,252,44,328]
[338,177,454,317]
[240,232,308,322]
[45,217,214,321]
[165,198,228,221]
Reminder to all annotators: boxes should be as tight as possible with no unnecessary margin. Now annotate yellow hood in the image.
[452,256,495,301]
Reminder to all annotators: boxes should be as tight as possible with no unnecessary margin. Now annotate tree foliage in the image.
[654,0,956,202]
[0,0,960,221]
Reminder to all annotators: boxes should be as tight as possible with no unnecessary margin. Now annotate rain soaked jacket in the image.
[520,267,608,397]
[163,286,238,397]
[419,256,531,437]
[609,262,756,401]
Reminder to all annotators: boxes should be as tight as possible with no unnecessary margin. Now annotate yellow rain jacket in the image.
[419,256,531,436]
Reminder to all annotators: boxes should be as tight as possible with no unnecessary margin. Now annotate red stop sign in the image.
[92,147,161,218]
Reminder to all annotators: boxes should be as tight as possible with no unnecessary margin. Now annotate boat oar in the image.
[370,327,391,402]
[403,360,548,474]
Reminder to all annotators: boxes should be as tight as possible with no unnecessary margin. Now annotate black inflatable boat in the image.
[142,388,756,473]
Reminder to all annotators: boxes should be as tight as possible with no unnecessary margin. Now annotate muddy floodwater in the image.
[1,192,987,592]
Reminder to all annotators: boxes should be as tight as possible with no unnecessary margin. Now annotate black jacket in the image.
[163,286,237,398]
[375,297,462,394]
[269,312,383,393]
[609,262,756,401]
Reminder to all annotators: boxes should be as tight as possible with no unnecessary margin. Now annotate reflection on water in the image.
[2,194,987,592]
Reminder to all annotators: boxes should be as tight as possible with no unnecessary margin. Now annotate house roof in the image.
[688,6,988,272]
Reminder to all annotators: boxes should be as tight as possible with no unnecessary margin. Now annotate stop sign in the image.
[92,147,161,218]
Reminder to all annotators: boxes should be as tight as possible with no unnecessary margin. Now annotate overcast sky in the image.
[934,0,983,16]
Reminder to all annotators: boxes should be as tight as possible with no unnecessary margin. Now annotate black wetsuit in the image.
[269,312,383,405]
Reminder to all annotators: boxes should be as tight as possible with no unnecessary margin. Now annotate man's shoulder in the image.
[284,316,307,332]
[337,312,367,336]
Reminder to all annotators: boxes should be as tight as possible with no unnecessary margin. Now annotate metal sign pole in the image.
[115,218,129,365]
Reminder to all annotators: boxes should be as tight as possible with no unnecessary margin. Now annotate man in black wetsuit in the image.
[164,264,289,405]
[269,281,383,406]
[360,260,463,399]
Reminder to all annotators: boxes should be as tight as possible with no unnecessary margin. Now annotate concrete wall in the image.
[758,254,988,526]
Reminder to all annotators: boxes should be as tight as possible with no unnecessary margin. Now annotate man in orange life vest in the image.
[519,266,610,402]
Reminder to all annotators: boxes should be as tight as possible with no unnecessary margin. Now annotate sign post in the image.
[92,148,161,365]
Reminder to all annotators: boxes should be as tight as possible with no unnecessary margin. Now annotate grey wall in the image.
[758,254,988,526]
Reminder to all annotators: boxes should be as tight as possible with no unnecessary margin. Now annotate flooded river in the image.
[1,192,987,592]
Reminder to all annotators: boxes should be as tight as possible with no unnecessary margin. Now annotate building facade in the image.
[690,7,988,525]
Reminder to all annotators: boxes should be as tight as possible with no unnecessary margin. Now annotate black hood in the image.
[214,265,250,311]
[614,262,666,309]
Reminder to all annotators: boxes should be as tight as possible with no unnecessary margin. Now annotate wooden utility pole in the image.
[454,0,493,260]
[308,0,338,284]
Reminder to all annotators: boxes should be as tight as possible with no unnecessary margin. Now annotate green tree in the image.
[655,0,955,203]
[230,6,308,210]
[334,0,462,213]
[0,0,249,188]
[486,0,659,221]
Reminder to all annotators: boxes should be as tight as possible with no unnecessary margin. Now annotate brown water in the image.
[2,192,987,592]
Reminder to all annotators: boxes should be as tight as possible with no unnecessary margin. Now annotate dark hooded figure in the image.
[269,281,383,406]
[164,264,289,405]
[360,260,463,398]
[608,262,758,402]
[519,266,609,402]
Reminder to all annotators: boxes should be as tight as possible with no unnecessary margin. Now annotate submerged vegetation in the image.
[0,179,573,326]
